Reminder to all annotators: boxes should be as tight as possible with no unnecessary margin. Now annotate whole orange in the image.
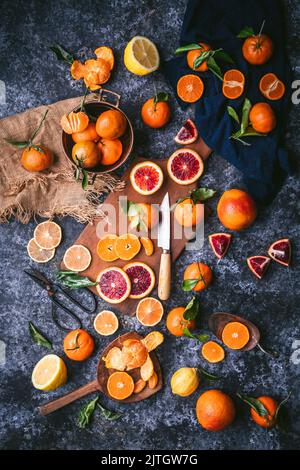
[96,109,127,139]
[249,103,276,134]
[63,329,94,361]
[141,98,171,128]
[97,138,123,165]
[217,189,257,231]
[72,123,99,143]
[174,198,203,227]
[183,262,213,292]
[187,42,211,72]
[242,34,273,65]
[21,145,53,172]
[129,202,159,230]
[250,396,278,429]
[72,141,100,169]
[166,306,196,337]
[196,389,236,431]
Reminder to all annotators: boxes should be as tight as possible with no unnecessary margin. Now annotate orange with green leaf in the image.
[141,93,171,128]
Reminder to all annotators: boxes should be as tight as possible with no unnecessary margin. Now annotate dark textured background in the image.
[0,0,300,451]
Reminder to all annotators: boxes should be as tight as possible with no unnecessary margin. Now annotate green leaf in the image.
[237,393,269,416]
[4,139,29,148]
[183,296,200,321]
[182,279,199,292]
[241,98,252,134]
[227,106,240,124]
[97,403,122,421]
[237,26,255,38]
[175,43,202,54]
[183,328,210,342]
[193,51,211,69]
[78,397,99,428]
[213,50,234,64]
[242,127,267,138]
[82,169,88,190]
[191,188,216,203]
[50,44,74,65]
[207,56,223,81]
[75,167,80,180]
[197,366,222,381]
[57,270,98,288]
[30,109,49,143]
[30,144,45,154]
[154,92,169,104]
[29,322,52,349]
[274,392,291,422]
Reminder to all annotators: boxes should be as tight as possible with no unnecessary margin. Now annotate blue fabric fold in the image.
[162,0,292,204]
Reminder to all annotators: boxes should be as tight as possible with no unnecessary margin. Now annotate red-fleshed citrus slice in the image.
[114,233,141,261]
[63,245,92,272]
[96,234,119,262]
[130,161,164,195]
[247,256,271,279]
[123,262,155,299]
[167,149,204,185]
[208,233,232,259]
[93,310,119,336]
[27,238,55,263]
[96,267,131,304]
[136,297,164,326]
[34,220,62,250]
[174,119,198,144]
[268,238,291,267]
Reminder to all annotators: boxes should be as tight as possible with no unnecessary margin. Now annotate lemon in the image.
[124,36,159,75]
[170,367,200,397]
[32,354,67,391]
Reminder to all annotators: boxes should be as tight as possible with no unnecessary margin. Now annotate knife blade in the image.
[158,192,170,251]
[158,192,171,300]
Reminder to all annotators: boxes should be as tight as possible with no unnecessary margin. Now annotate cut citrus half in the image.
[93,310,119,336]
[222,322,250,350]
[96,234,119,262]
[167,149,204,185]
[136,297,164,326]
[63,244,92,272]
[96,267,131,304]
[130,161,164,196]
[27,238,55,263]
[141,331,164,352]
[124,36,160,76]
[123,262,155,299]
[122,339,148,370]
[115,233,141,261]
[177,74,204,103]
[107,371,134,400]
[148,371,158,389]
[201,341,225,363]
[140,354,154,381]
[140,236,154,256]
[222,69,245,99]
[34,220,62,250]
[133,378,147,394]
[31,354,67,391]
[94,46,114,70]
[102,346,126,371]
[259,73,285,100]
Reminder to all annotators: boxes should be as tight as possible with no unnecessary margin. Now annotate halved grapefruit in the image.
[130,161,164,195]
[123,262,155,299]
[96,267,131,304]
[167,149,204,185]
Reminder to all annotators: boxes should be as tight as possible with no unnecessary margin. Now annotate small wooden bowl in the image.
[61,89,134,177]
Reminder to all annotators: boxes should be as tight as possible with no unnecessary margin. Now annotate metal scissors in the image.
[24,268,97,331]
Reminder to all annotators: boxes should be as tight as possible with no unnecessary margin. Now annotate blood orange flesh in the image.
[167,149,204,185]
[124,262,155,299]
[247,256,271,279]
[174,119,198,144]
[130,161,163,195]
[268,238,291,266]
[209,233,232,259]
[96,267,131,304]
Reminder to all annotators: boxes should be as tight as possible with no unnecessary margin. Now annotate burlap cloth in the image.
[0,96,124,224]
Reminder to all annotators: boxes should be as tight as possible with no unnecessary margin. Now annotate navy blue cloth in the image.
[162,0,292,204]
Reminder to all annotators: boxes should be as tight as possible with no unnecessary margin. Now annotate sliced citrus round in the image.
[96,267,131,304]
[124,36,159,76]
[115,233,141,261]
[177,74,204,103]
[222,322,250,350]
[222,69,245,99]
[31,354,67,391]
[93,310,119,336]
[27,238,55,263]
[136,297,164,326]
[140,354,154,381]
[201,341,225,363]
[259,73,285,100]
[141,331,164,352]
[63,244,92,272]
[94,46,114,70]
[140,237,154,256]
[107,371,134,400]
[34,220,62,250]
[123,262,155,299]
[167,149,204,185]
[96,234,119,262]
[130,161,164,195]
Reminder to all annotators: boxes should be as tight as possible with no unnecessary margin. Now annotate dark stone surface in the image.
[0,0,300,451]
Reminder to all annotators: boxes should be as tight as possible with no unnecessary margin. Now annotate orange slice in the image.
[93,310,119,336]
[140,236,154,256]
[136,297,164,326]
[133,378,147,394]
[201,341,225,363]
[96,267,131,304]
[222,322,250,350]
[177,74,204,103]
[27,238,55,263]
[140,354,154,381]
[141,331,164,352]
[222,69,245,99]
[96,234,119,262]
[107,371,134,400]
[115,233,141,260]
[63,244,91,272]
[102,347,126,371]
[130,161,164,196]
[94,46,114,70]
[34,220,62,250]
[148,371,158,389]
[259,73,285,100]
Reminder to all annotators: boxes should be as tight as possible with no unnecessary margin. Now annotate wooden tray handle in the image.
[38,380,99,416]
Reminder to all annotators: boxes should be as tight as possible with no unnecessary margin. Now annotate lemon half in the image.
[32,354,67,391]
[124,36,160,75]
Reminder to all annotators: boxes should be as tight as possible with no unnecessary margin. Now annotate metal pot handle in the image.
[86,88,121,108]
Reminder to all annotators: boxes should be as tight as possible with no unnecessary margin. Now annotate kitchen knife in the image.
[157,192,171,300]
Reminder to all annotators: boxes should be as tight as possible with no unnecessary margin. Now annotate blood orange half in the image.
[130,161,164,195]
[167,149,204,185]
[123,262,155,299]
[96,267,131,304]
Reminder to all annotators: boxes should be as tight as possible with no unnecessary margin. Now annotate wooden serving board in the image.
[63,139,212,316]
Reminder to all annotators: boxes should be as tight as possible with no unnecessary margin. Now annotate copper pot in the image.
[61,89,134,180]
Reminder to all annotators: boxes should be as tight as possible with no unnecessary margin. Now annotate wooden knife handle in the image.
[158,251,171,301]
